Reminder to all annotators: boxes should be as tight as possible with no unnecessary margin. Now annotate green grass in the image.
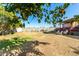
[23,36,32,41]
[0,36,32,51]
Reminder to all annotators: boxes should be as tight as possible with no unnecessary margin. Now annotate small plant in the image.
[0,37,32,51]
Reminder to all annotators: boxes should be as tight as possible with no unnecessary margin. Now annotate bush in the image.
[0,37,32,51]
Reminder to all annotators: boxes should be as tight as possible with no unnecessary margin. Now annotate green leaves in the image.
[0,37,32,51]
[46,3,51,7]
[50,3,70,26]
[63,3,70,9]
[0,5,23,32]
[38,18,41,23]
[3,3,70,26]
[4,3,44,20]
[73,15,79,23]
[74,15,79,19]
[45,16,51,24]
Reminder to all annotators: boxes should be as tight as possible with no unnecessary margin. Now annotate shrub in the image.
[0,37,32,51]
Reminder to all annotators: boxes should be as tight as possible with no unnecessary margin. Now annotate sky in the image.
[19,3,79,28]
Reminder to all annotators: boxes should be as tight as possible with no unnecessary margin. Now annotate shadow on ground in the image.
[18,40,50,56]
[0,37,50,56]
[63,35,79,40]
[44,31,79,40]
[69,46,79,55]
[43,31,59,35]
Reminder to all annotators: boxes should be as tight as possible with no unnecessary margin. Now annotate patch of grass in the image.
[0,37,32,51]
[23,36,32,41]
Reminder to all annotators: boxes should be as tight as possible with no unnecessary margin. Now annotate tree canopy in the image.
[50,3,70,26]
[4,3,46,20]
[74,15,79,23]
[0,5,23,32]
[4,3,70,25]
[0,3,70,29]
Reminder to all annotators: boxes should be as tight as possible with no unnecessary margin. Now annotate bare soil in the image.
[0,32,79,56]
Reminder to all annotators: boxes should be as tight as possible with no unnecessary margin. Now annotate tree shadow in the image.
[0,37,50,56]
[43,31,59,35]
[44,31,79,40]
[18,40,50,56]
[69,46,79,55]
[64,35,79,40]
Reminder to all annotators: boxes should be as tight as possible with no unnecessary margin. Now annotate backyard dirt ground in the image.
[0,32,79,56]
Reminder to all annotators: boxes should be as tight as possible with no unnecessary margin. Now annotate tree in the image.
[50,3,70,27]
[0,5,23,34]
[4,3,46,20]
[40,3,70,27]
[4,3,70,27]
[74,15,79,24]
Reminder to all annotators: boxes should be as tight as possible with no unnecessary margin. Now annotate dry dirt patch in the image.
[0,32,79,56]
